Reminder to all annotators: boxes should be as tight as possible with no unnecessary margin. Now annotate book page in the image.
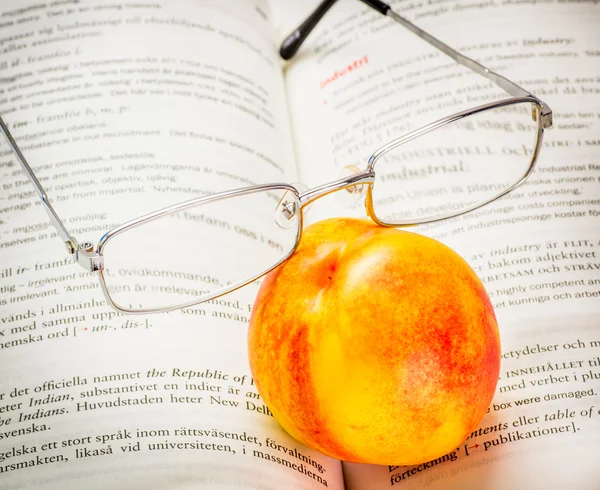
[0,1,344,489]
[275,1,600,488]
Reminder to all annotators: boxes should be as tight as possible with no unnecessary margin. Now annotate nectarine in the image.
[248,218,500,465]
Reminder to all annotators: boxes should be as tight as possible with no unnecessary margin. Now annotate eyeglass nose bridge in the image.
[297,168,375,209]
[273,169,375,229]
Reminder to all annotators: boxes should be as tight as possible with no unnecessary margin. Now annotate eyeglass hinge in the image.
[538,105,553,129]
[75,241,104,273]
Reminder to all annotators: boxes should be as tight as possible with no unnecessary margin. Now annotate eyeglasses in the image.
[0,0,552,315]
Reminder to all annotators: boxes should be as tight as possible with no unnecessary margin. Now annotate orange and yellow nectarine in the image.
[248,217,500,465]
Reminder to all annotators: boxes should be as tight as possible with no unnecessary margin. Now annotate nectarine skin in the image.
[248,218,500,465]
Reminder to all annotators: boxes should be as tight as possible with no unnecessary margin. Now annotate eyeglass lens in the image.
[370,102,539,224]
[100,187,301,312]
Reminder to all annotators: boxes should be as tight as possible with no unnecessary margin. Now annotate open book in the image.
[0,0,598,488]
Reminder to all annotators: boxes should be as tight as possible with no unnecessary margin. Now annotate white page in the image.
[0,1,344,489]
[275,1,600,488]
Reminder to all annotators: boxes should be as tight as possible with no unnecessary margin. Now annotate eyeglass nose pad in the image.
[336,165,366,209]
[274,185,303,229]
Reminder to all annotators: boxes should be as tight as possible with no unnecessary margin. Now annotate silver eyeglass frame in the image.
[0,0,553,314]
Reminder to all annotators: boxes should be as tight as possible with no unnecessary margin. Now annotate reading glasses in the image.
[0,0,553,314]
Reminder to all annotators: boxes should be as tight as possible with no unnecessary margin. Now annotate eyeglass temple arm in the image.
[280,0,552,128]
[280,0,339,60]
[0,115,78,251]
[0,114,101,271]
